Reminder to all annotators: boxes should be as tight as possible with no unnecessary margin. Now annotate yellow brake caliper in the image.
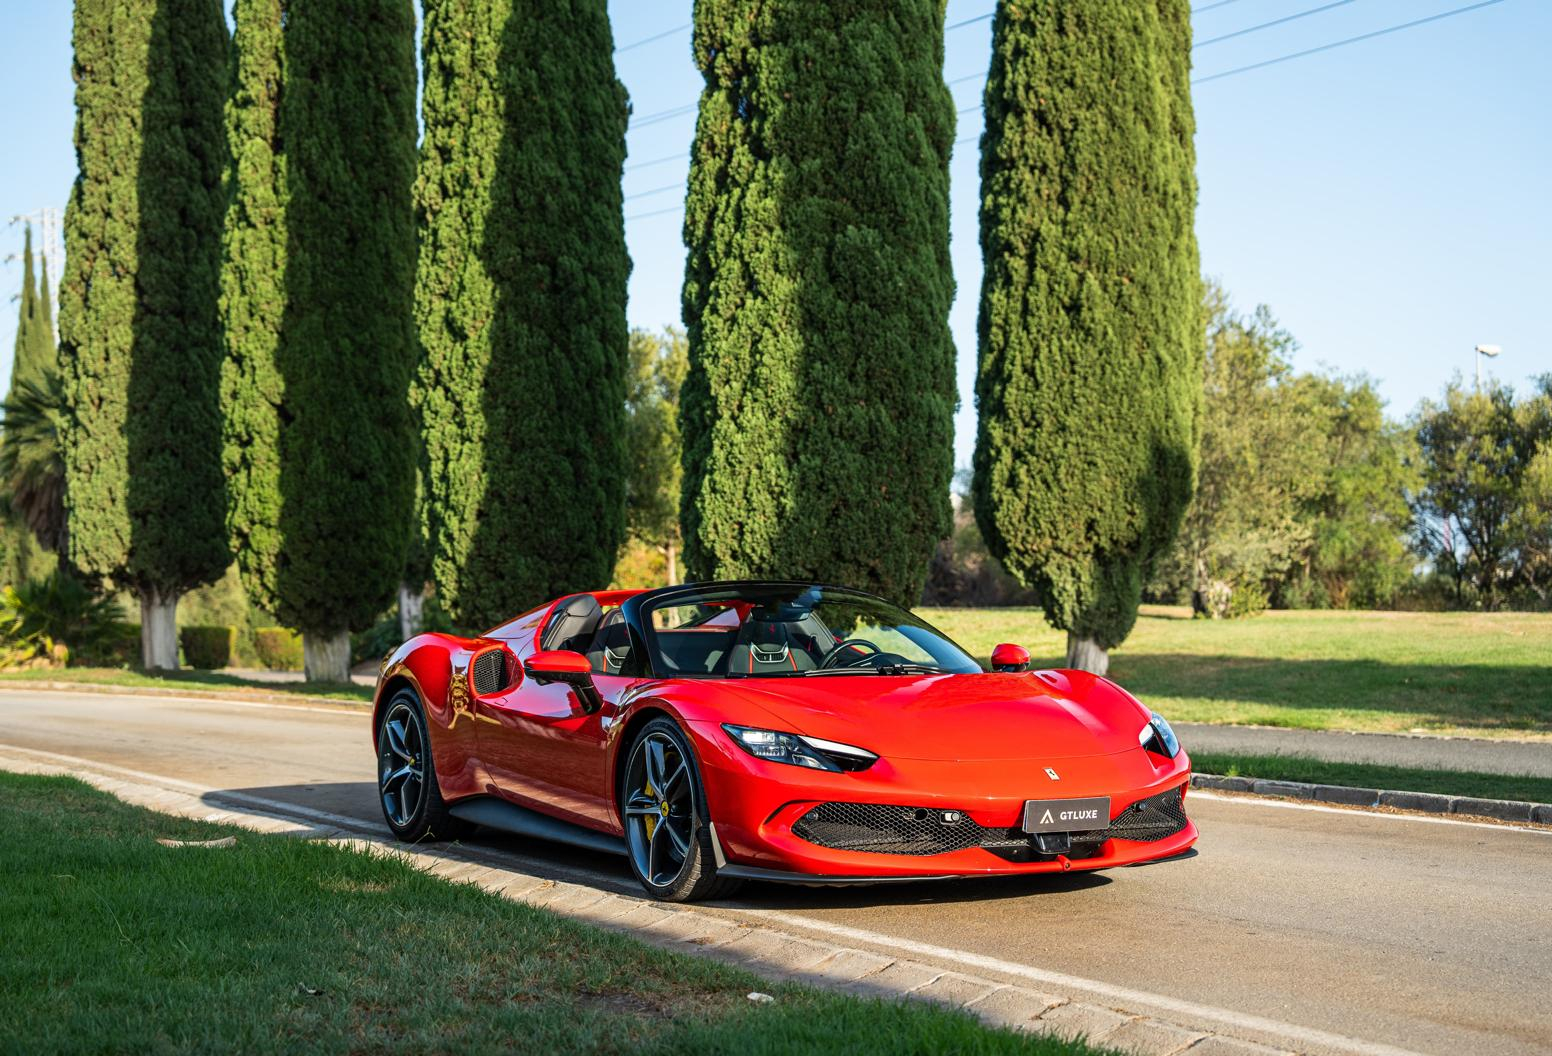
[643,779,656,840]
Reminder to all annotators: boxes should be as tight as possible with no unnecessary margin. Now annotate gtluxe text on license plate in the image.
[1022,797,1111,833]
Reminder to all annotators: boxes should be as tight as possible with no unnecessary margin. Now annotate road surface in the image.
[3,687,1548,1056]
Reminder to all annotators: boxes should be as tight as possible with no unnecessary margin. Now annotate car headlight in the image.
[722,724,878,772]
[1139,711,1181,758]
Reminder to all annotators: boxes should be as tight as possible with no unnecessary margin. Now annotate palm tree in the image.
[0,368,67,554]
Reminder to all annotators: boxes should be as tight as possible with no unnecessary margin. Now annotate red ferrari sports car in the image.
[372,581,1197,901]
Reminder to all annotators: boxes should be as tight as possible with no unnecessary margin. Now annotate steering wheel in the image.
[822,638,884,669]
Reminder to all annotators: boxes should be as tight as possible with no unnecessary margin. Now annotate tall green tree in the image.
[221,0,286,625]
[1155,286,1323,616]
[223,0,419,680]
[1414,380,1552,609]
[624,327,689,585]
[679,0,958,607]
[1287,372,1417,608]
[58,0,231,669]
[414,0,629,629]
[973,0,1200,673]
[9,226,41,389]
[34,256,54,374]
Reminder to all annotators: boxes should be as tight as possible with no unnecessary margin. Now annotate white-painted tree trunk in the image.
[664,542,677,587]
[398,582,424,640]
[304,629,352,684]
[1065,633,1109,676]
[139,590,180,670]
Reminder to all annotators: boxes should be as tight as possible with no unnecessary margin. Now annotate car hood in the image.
[715,670,1151,761]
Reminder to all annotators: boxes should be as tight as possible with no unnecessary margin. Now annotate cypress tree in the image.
[221,0,286,622]
[414,0,629,629]
[680,0,957,608]
[9,226,39,388]
[223,0,419,680]
[33,255,56,379]
[972,0,1201,674]
[58,0,231,668]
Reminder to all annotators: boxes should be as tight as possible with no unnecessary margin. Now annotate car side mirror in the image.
[990,643,1031,673]
[523,649,602,714]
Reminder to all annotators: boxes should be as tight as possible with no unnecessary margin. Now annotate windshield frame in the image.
[620,581,983,681]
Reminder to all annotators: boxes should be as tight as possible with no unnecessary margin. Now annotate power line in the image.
[625,204,683,223]
[1195,0,1358,49]
[625,150,688,173]
[629,102,697,132]
[624,182,682,203]
[947,11,993,31]
[616,23,690,55]
[1193,0,1508,84]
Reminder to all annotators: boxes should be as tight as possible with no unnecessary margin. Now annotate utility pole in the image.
[1474,344,1501,390]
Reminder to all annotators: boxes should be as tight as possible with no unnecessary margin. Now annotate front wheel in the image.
[621,717,741,902]
[376,687,469,842]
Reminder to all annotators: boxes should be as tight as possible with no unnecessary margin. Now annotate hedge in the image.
[253,626,303,672]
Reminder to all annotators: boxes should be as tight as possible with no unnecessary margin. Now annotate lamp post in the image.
[1474,344,1501,389]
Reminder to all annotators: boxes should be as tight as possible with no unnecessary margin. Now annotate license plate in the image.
[1022,797,1111,833]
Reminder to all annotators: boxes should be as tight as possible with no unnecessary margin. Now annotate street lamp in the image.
[1474,344,1501,389]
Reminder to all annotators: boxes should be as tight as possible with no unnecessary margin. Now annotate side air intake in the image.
[470,648,512,696]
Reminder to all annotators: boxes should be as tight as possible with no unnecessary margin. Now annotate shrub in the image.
[1227,582,1270,619]
[254,626,303,671]
[0,571,127,667]
[180,625,236,670]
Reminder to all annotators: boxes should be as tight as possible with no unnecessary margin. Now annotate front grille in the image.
[1104,785,1189,841]
[792,785,1188,858]
[471,648,510,696]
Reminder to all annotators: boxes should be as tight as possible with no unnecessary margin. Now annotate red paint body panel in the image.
[373,588,1198,881]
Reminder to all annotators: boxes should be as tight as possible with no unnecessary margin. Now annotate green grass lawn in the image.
[1191,751,1552,804]
[923,605,1552,739]
[0,771,1105,1056]
[0,665,372,703]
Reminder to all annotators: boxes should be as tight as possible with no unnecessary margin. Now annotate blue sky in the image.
[3,1,1546,468]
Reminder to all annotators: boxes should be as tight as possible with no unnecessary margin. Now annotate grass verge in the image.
[0,666,371,703]
[0,771,1106,1056]
[1192,752,1552,804]
[924,606,1552,739]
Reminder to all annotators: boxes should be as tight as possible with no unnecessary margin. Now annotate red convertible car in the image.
[372,581,1197,901]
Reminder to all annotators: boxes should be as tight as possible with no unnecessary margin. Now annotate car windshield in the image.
[638,584,982,679]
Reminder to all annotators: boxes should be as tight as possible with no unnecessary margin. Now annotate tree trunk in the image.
[1065,633,1109,676]
[664,542,677,586]
[304,629,352,684]
[139,589,180,671]
[398,581,424,640]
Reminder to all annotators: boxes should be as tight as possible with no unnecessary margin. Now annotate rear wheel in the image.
[376,687,469,842]
[621,717,741,902]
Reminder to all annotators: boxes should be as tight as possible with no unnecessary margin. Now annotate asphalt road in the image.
[4,687,1549,1056]
[1179,722,1552,778]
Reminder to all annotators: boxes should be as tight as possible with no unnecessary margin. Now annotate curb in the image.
[0,747,1358,1056]
[0,678,369,711]
[1191,773,1552,825]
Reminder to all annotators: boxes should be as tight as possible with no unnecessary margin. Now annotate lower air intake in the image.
[791,785,1188,857]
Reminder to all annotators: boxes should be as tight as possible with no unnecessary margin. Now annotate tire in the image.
[620,717,742,902]
[376,687,470,842]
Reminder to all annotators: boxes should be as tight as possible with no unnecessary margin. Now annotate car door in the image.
[469,657,635,833]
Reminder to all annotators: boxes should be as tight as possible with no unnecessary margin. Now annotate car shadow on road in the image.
[206,781,1144,910]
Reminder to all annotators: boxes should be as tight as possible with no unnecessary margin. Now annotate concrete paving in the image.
[3,687,1550,1056]
[1179,721,1552,777]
